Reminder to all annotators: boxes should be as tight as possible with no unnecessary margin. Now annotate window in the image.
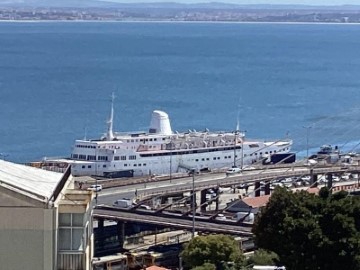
[129,155,136,160]
[58,213,84,251]
[87,155,96,161]
[121,156,126,160]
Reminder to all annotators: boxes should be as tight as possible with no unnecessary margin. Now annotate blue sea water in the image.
[0,21,360,163]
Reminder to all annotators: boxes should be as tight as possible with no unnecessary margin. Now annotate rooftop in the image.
[243,195,271,208]
[146,266,170,270]
[0,160,63,202]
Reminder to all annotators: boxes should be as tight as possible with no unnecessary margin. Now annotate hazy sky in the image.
[108,0,360,5]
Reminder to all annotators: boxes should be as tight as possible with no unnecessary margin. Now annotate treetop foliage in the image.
[181,234,244,269]
[253,187,360,270]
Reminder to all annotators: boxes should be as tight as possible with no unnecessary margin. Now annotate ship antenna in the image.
[84,126,87,140]
[107,92,115,140]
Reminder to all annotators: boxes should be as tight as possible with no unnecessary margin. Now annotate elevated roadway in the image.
[97,164,360,205]
[94,207,253,237]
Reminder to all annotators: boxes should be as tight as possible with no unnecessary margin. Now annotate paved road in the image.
[94,208,253,237]
[97,164,360,205]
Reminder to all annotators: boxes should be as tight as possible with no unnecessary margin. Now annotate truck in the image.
[113,198,132,208]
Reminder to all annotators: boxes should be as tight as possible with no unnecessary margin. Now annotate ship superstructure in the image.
[69,100,292,177]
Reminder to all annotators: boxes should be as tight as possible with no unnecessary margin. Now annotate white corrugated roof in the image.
[0,160,63,202]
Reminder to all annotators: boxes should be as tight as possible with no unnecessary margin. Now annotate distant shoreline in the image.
[0,19,360,25]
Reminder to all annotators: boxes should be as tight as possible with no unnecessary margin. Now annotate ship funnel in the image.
[149,110,172,135]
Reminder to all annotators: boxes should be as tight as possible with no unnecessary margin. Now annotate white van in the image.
[113,199,132,208]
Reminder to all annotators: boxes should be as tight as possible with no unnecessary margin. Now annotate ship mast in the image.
[233,111,240,168]
[107,93,115,141]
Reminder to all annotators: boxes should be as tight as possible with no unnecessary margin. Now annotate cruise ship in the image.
[69,101,292,177]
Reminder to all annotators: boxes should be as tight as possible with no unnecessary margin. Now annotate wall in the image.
[0,207,55,270]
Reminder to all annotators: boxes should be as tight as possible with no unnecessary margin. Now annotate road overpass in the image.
[94,207,252,236]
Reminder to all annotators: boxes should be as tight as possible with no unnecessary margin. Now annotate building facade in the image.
[0,160,94,270]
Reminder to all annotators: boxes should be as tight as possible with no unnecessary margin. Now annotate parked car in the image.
[87,184,102,192]
[138,204,151,210]
[242,166,256,171]
[226,167,242,175]
[216,213,227,220]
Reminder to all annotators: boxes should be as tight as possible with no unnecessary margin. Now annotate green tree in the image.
[253,187,360,270]
[181,234,244,269]
[246,249,279,266]
[191,262,216,270]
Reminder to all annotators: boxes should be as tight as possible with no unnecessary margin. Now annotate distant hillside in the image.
[0,0,119,8]
[1,0,360,10]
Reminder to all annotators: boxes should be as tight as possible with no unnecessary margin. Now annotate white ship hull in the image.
[70,140,292,177]
[68,104,292,177]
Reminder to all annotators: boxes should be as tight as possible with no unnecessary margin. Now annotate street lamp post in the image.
[95,148,98,205]
[240,130,246,170]
[169,137,172,182]
[191,168,196,238]
[233,130,238,168]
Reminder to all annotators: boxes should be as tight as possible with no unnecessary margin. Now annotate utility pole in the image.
[169,137,172,182]
[240,130,246,170]
[191,168,196,238]
[233,130,238,168]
